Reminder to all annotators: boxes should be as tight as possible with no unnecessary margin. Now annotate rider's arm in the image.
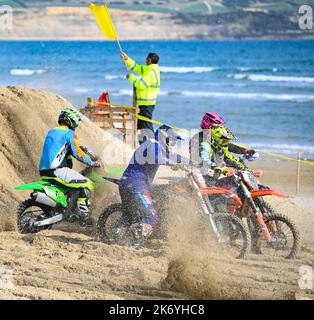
[229,143,256,158]
[228,143,247,154]
[223,146,247,170]
[69,133,92,166]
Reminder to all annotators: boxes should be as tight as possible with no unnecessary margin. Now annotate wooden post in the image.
[87,97,94,107]
[132,86,138,149]
[296,152,301,194]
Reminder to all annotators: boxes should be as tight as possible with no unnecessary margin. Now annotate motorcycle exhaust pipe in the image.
[31,192,57,208]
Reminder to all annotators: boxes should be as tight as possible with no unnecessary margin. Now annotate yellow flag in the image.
[89,3,118,40]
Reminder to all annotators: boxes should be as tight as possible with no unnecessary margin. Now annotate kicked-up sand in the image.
[0,86,313,300]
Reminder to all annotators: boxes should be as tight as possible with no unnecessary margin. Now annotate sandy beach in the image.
[0,86,313,300]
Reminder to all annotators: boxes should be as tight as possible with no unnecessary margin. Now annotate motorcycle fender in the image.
[201,186,230,195]
[201,187,242,206]
[250,189,288,199]
[15,181,49,191]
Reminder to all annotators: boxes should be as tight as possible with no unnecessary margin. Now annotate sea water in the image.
[1,40,313,158]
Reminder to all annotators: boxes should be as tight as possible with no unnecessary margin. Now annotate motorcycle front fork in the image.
[240,182,271,241]
[190,177,220,239]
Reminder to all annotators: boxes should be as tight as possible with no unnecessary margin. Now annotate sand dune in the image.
[0,86,313,300]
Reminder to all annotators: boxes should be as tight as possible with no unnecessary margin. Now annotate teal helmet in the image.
[58,108,81,131]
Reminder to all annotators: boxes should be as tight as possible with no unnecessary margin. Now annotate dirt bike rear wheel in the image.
[250,200,300,259]
[213,213,251,259]
[17,199,52,234]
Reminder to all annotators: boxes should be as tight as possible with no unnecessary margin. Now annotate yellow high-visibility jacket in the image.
[126,57,160,106]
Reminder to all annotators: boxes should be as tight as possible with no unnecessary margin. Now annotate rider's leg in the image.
[77,188,93,226]
[51,168,93,226]
[118,181,157,246]
[215,176,236,189]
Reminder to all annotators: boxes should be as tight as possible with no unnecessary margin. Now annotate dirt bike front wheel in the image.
[17,199,52,234]
[251,198,300,259]
[97,203,135,246]
[213,213,251,259]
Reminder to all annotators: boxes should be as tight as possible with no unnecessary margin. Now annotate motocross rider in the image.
[39,108,100,226]
[116,125,187,248]
[189,113,259,187]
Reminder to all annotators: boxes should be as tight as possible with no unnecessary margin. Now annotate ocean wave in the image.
[249,74,314,83]
[112,89,133,96]
[236,67,278,73]
[10,69,46,76]
[112,90,169,96]
[111,89,314,102]
[182,91,314,102]
[74,88,91,93]
[160,66,216,74]
[230,73,314,83]
[105,75,122,80]
[244,143,314,156]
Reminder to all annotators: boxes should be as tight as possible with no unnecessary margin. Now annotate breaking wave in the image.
[229,74,314,83]
[10,69,46,76]
[182,91,314,102]
[244,143,314,157]
[105,75,122,80]
[160,66,216,73]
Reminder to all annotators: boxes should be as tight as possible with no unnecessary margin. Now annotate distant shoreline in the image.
[1,38,314,41]
[1,7,313,42]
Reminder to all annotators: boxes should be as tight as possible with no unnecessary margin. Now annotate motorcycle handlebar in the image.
[80,145,99,162]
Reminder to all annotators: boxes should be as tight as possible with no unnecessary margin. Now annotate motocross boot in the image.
[130,223,153,249]
[113,219,127,244]
[77,198,93,227]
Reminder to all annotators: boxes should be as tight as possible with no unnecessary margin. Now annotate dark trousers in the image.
[137,105,155,131]
[119,181,157,227]
[137,105,155,144]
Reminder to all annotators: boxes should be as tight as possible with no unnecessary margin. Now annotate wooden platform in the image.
[81,104,138,148]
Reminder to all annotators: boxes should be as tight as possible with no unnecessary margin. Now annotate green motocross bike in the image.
[15,149,100,234]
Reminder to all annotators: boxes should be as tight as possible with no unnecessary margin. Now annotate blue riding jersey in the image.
[122,138,184,187]
[39,125,91,171]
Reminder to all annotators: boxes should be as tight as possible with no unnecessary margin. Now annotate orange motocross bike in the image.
[98,166,251,259]
[209,168,300,259]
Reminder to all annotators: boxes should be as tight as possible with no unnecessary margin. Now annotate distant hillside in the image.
[3,0,314,14]
[1,0,313,39]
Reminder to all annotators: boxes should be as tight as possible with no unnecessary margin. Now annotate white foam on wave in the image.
[230,73,314,83]
[182,91,314,102]
[113,89,133,96]
[113,89,169,96]
[74,88,91,93]
[249,74,314,83]
[105,75,121,80]
[244,143,314,156]
[234,74,247,80]
[10,69,46,76]
[236,67,278,72]
[160,66,215,73]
